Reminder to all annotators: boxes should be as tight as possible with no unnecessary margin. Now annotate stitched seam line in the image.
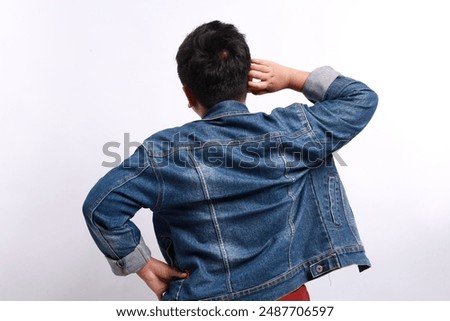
[187,150,233,293]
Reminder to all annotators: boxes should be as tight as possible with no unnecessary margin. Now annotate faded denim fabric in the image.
[83,66,378,300]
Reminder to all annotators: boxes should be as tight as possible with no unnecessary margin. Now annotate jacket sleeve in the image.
[302,66,378,155]
[82,144,158,275]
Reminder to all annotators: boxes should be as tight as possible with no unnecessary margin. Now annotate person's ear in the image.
[182,86,197,108]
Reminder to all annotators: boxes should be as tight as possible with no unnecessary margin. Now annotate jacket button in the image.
[316,265,324,273]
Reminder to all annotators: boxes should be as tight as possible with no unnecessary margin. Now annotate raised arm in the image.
[248,59,378,155]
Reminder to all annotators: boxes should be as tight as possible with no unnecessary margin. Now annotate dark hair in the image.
[176,21,251,109]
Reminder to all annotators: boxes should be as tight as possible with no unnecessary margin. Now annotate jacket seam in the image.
[295,105,324,149]
[308,171,334,250]
[147,157,164,211]
[277,136,296,269]
[202,111,250,120]
[187,150,233,293]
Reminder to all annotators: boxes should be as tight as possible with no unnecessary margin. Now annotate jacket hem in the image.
[202,247,370,301]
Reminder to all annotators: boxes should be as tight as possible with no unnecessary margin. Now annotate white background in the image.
[1,0,449,300]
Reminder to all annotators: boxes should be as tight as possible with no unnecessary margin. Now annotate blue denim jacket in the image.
[83,66,378,300]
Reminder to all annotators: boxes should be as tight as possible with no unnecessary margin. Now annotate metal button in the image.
[316,265,324,273]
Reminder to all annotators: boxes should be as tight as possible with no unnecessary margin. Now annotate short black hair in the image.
[176,21,251,109]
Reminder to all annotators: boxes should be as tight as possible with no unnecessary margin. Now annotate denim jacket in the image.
[83,66,378,300]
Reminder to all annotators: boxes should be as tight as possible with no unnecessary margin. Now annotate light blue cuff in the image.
[106,238,152,276]
[303,66,340,102]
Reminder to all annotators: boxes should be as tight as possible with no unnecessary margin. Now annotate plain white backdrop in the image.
[1,0,449,300]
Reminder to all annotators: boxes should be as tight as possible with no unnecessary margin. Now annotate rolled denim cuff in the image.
[106,238,152,276]
[303,66,340,102]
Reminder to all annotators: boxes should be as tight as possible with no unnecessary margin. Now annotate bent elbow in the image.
[358,88,378,123]
[367,89,379,111]
[82,189,98,227]
[82,198,91,221]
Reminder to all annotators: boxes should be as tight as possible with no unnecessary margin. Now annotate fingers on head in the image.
[248,79,266,91]
[248,70,268,81]
[250,62,271,73]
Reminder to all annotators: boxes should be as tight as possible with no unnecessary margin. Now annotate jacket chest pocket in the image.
[328,175,343,226]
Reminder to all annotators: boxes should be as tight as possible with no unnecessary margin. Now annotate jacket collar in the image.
[202,100,249,121]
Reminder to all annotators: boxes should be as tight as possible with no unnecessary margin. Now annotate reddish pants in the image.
[278,285,310,301]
